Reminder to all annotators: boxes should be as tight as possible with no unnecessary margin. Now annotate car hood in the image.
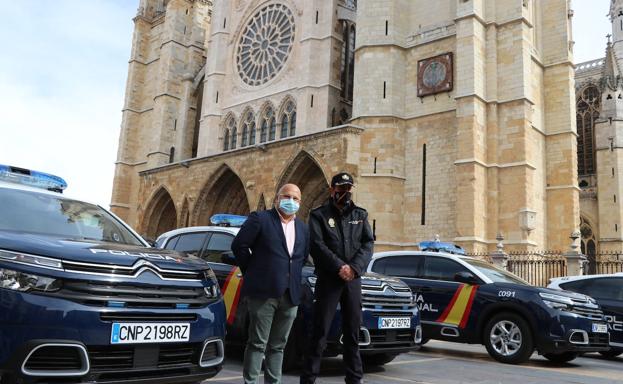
[535,286,595,301]
[0,230,208,271]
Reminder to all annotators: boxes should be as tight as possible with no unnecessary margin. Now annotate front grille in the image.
[89,343,202,371]
[48,281,211,309]
[362,291,415,311]
[589,332,610,346]
[366,329,415,348]
[24,346,83,371]
[89,346,134,370]
[569,306,603,320]
[158,344,197,367]
[63,260,203,281]
[100,313,198,322]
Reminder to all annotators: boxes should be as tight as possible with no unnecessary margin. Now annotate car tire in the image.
[599,350,623,359]
[483,312,534,364]
[362,353,398,366]
[543,352,578,363]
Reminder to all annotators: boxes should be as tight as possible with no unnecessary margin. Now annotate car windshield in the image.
[0,187,143,246]
[464,259,529,285]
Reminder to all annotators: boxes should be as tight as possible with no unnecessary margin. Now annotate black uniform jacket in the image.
[309,201,374,278]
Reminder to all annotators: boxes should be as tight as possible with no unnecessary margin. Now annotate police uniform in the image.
[300,173,374,384]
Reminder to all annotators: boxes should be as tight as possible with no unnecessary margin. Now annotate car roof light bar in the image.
[210,214,247,227]
[419,240,466,255]
[0,164,68,193]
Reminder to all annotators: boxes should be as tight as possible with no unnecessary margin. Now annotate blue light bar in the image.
[0,164,67,192]
[210,214,247,227]
[176,303,190,309]
[419,241,466,255]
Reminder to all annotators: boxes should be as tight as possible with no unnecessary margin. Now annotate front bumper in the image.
[0,289,226,383]
[324,309,422,356]
[536,310,610,354]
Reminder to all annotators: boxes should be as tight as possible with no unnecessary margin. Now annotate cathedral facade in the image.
[111,0,578,252]
[574,0,623,254]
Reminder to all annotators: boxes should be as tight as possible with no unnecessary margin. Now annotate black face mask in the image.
[333,191,352,206]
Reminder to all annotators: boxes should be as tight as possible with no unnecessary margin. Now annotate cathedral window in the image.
[223,115,237,150]
[280,100,296,138]
[240,110,255,147]
[576,85,600,176]
[223,129,230,151]
[260,106,275,143]
[236,4,295,86]
[340,22,356,101]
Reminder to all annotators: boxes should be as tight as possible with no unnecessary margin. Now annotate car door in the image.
[563,277,623,348]
[419,256,476,339]
[200,231,249,343]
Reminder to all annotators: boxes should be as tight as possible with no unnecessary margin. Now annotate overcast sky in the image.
[0,0,614,208]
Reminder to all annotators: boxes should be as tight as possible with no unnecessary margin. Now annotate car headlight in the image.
[0,268,61,292]
[202,269,220,298]
[203,284,220,298]
[539,292,574,311]
[0,249,62,270]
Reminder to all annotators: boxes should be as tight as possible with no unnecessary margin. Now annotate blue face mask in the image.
[279,198,300,215]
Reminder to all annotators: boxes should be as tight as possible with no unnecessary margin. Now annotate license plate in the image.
[378,317,411,329]
[111,323,190,344]
[592,323,608,333]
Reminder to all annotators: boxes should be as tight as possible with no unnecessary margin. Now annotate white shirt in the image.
[278,211,296,256]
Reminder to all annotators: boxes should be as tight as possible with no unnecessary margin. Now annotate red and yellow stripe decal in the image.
[436,284,478,329]
[221,267,243,325]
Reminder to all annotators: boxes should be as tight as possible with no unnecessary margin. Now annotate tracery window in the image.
[280,100,296,138]
[340,22,356,101]
[236,4,296,86]
[230,117,238,150]
[223,115,236,151]
[576,85,600,175]
[260,106,276,143]
[240,110,255,147]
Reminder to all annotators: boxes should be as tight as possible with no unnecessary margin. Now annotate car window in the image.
[0,187,143,246]
[565,278,623,301]
[372,256,422,278]
[464,259,528,285]
[171,233,208,258]
[423,256,470,281]
[163,235,180,250]
[204,232,235,264]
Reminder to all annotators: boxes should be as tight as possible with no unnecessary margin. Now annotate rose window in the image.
[236,4,295,86]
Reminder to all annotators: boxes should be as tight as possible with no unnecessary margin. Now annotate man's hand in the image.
[338,265,355,281]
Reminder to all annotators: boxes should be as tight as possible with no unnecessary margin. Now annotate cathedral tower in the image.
[111,0,211,225]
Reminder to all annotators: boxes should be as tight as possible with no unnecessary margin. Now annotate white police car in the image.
[549,273,623,358]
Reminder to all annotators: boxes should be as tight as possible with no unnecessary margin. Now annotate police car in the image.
[548,273,623,358]
[0,165,226,384]
[367,242,610,364]
[156,216,422,368]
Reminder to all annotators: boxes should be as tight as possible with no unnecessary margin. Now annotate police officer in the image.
[300,172,374,384]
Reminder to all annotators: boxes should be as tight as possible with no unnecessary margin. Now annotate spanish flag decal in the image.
[436,284,478,329]
[221,267,243,325]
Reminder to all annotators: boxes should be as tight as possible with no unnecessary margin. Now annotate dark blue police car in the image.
[368,242,610,364]
[0,165,226,384]
[157,220,422,368]
[549,273,623,358]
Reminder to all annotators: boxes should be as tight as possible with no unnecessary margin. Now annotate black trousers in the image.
[300,276,363,384]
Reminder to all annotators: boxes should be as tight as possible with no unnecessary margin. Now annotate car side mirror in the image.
[454,271,479,285]
[220,251,237,266]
